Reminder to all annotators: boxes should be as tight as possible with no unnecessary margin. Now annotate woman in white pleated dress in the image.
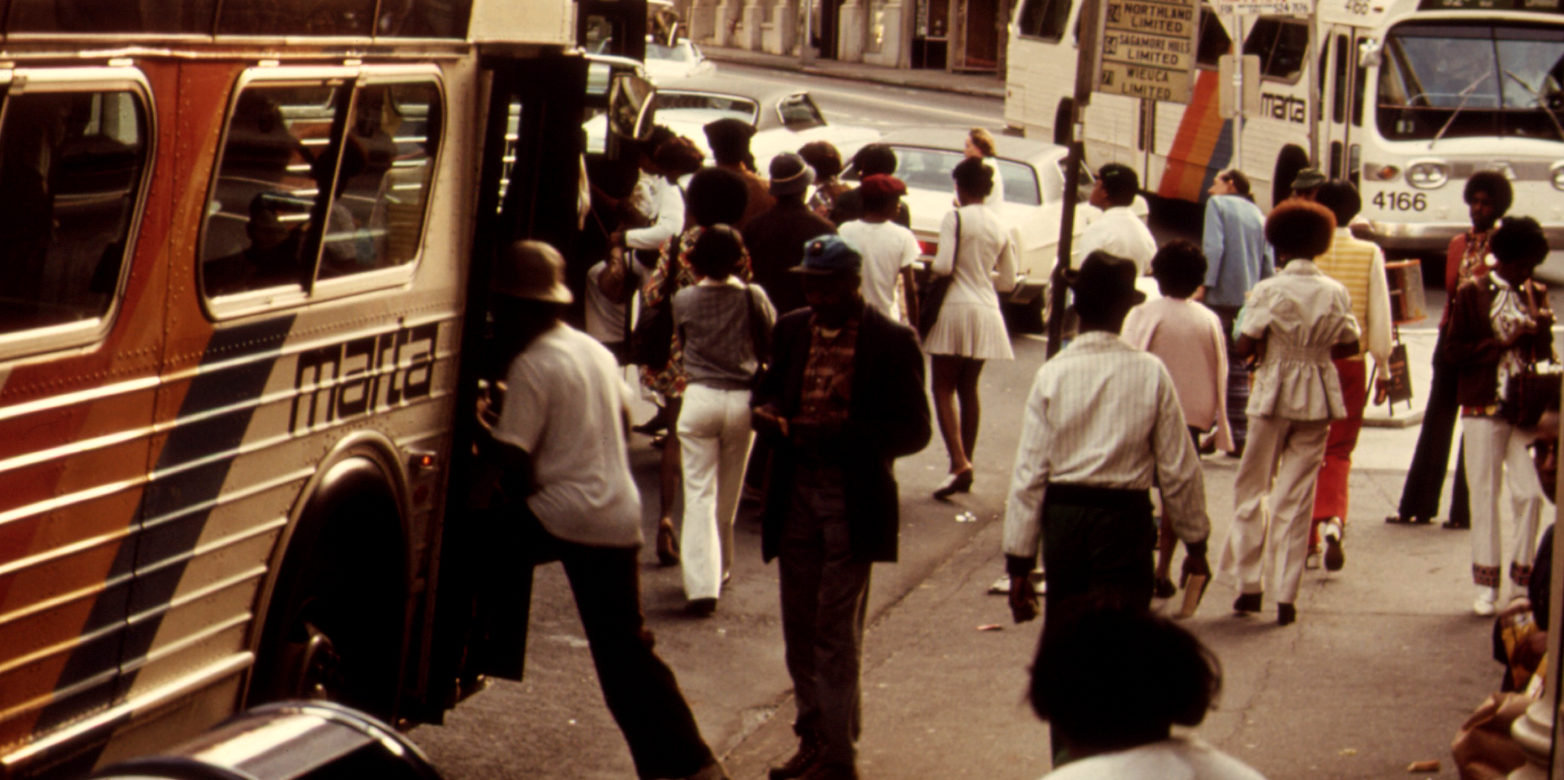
[926,155,1018,498]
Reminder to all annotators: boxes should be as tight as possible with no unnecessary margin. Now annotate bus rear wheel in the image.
[249,467,405,721]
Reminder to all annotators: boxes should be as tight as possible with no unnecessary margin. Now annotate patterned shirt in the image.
[795,312,861,434]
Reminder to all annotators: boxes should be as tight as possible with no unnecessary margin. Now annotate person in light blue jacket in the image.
[1200,169,1275,455]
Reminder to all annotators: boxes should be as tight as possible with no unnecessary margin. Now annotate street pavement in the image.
[409,57,1564,777]
[411,290,1563,778]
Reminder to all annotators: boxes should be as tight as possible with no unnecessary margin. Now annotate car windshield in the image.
[648,40,693,62]
[653,92,758,126]
[889,147,1042,206]
[1375,20,1564,142]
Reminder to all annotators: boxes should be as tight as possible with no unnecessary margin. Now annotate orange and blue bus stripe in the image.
[1158,69,1233,202]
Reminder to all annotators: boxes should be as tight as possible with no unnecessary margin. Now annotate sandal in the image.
[656,519,680,566]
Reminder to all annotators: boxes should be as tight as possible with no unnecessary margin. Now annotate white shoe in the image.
[1305,549,1321,570]
[988,570,1046,595]
[1322,520,1345,572]
[1474,588,1499,617]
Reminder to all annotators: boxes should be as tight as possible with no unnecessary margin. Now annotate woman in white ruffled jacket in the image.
[1219,199,1359,627]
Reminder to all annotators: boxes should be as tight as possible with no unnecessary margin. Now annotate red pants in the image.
[1310,357,1366,548]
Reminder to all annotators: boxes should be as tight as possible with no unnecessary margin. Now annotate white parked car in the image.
[649,78,880,170]
[644,36,716,83]
[843,127,1102,312]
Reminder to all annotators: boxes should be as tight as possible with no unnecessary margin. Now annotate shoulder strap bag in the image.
[917,211,959,339]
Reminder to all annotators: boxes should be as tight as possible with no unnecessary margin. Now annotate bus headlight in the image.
[1551,162,1564,191]
[1405,161,1448,188]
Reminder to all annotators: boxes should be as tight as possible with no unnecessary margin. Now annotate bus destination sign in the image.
[1097,0,1200,102]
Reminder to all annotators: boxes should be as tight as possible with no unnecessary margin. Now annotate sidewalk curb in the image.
[699,46,1007,100]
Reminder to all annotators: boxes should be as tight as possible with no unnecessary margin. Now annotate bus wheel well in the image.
[248,457,408,721]
[1272,145,1311,209]
[1052,98,1075,146]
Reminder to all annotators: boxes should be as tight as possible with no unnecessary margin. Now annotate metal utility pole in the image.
[1044,0,1104,358]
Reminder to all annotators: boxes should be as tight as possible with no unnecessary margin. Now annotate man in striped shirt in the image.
[1003,251,1212,627]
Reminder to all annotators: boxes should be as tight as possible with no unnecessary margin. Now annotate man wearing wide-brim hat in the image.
[751,235,930,780]
[1001,250,1212,633]
[480,240,728,780]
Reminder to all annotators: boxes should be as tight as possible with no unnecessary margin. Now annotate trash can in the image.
[91,700,442,780]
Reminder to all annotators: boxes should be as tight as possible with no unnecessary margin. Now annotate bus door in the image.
[424,50,590,715]
[1320,24,1365,185]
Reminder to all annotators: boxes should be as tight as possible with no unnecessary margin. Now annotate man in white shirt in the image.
[1073,164,1157,276]
[1003,251,1211,627]
[585,129,686,350]
[837,174,920,325]
[482,241,727,780]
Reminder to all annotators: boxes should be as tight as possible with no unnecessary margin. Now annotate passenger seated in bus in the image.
[315,127,396,276]
[203,193,307,295]
[0,95,67,310]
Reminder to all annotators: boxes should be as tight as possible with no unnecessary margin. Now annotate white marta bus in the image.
[1004,0,1564,257]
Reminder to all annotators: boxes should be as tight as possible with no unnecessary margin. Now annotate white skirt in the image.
[923,300,1013,361]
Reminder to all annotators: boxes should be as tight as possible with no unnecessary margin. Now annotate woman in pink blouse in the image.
[1121,240,1231,598]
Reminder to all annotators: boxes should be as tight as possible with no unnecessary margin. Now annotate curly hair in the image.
[952,155,994,198]
[1465,170,1514,215]
[1490,215,1548,268]
[1030,609,1221,750]
[688,224,745,280]
[685,167,749,227]
[1265,199,1336,260]
[1151,239,1208,299]
[798,140,843,180]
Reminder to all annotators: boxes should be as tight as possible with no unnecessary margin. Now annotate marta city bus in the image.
[1004,0,1564,255]
[0,0,635,775]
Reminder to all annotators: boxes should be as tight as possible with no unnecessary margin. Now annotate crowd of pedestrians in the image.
[482,122,1559,777]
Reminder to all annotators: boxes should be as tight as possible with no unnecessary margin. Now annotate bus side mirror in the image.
[607,73,655,142]
[1359,38,1382,68]
[1217,53,1262,117]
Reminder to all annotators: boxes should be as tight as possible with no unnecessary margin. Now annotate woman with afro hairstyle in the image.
[1218,200,1360,626]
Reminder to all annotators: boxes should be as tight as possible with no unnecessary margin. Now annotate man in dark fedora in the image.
[744,152,837,317]
[1001,251,1212,629]
[479,240,728,780]
[751,235,930,780]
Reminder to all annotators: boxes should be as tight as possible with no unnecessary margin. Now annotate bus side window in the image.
[0,89,147,332]
[200,84,335,298]
[1243,17,1309,83]
[1016,0,1072,43]
[1195,7,1231,70]
[318,81,443,279]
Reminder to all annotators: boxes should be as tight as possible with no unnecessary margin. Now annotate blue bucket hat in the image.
[791,234,862,275]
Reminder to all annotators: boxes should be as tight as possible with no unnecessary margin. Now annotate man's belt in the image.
[1045,483,1151,510]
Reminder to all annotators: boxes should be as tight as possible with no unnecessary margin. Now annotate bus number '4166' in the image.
[1372,191,1426,212]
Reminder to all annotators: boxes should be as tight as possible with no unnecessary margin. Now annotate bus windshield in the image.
[1375,20,1564,142]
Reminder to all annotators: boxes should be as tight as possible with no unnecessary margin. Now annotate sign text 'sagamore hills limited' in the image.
[1097,0,1199,102]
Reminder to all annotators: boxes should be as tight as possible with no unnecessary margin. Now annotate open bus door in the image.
[418,50,590,723]
[1320,24,1365,186]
